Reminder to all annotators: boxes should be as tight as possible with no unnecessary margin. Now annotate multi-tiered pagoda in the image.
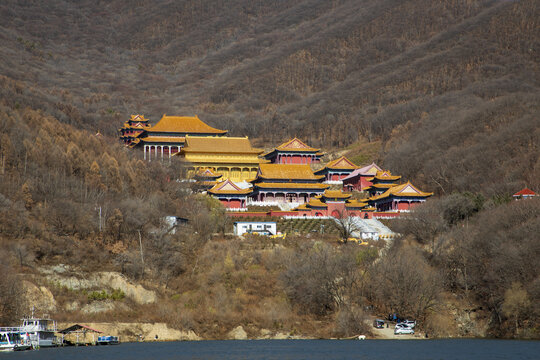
[118,114,151,145]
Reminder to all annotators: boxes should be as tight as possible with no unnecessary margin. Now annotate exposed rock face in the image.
[23,280,57,313]
[41,266,156,304]
[57,322,201,342]
[228,326,248,340]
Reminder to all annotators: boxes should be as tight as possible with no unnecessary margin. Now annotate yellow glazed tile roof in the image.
[255,182,329,189]
[139,136,185,143]
[258,164,325,180]
[148,115,227,134]
[275,137,320,152]
[306,198,328,207]
[195,168,222,178]
[323,190,352,199]
[345,200,367,208]
[369,181,433,201]
[208,179,253,195]
[129,114,149,122]
[367,170,401,182]
[317,156,358,171]
[365,183,397,190]
[181,136,264,154]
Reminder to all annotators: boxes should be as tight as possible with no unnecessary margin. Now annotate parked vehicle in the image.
[401,320,416,329]
[373,319,385,328]
[347,238,368,245]
[394,323,415,335]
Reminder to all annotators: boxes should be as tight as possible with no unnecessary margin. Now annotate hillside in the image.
[1,0,538,197]
[0,0,539,340]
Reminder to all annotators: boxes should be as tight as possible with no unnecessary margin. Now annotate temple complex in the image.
[262,137,324,164]
[129,115,227,160]
[363,170,401,197]
[118,113,434,219]
[368,181,433,212]
[118,114,151,145]
[342,162,382,191]
[314,156,359,183]
[178,136,265,182]
[250,164,329,203]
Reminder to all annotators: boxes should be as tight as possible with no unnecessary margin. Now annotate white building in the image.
[234,221,277,236]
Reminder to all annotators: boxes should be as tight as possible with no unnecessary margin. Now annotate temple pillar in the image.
[168,146,172,159]
[144,145,147,160]
[161,146,164,160]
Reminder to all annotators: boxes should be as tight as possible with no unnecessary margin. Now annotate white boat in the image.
[0,328,32,352]
[20,313,58,348]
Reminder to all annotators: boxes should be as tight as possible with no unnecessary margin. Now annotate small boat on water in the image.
[0,328,32,352]
[97,335,120,345]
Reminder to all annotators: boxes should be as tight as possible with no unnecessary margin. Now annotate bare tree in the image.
[332,211,361,243]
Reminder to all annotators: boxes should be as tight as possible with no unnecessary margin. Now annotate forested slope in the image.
[1,0,538,196]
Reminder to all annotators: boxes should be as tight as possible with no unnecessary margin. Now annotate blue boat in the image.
[97,335,120,345]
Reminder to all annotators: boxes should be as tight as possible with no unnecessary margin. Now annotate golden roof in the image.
[148,115,227,134]
[195,168,222,179]
[307,198,328,207]
[138,136,185,144]
[255,182,329,189]
[181,136,263,154]
[129,114,149,122]
[275,137,320,152]
[258,164,325,181]
[345,200,367,208]
[322,190,352,199]
[367,170,401,182]
[365,183,397,190]
[369,181,433,201]
[317,156,358,171]
[208,179,252,195]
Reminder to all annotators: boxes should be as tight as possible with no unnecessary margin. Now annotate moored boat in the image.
[97,335,120,345]
[0,328,32,352]
[20,312,59,348]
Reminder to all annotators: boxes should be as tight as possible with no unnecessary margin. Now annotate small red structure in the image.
[513,188,537,200]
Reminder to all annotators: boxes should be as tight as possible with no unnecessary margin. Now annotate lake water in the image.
[2,339,539,360]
